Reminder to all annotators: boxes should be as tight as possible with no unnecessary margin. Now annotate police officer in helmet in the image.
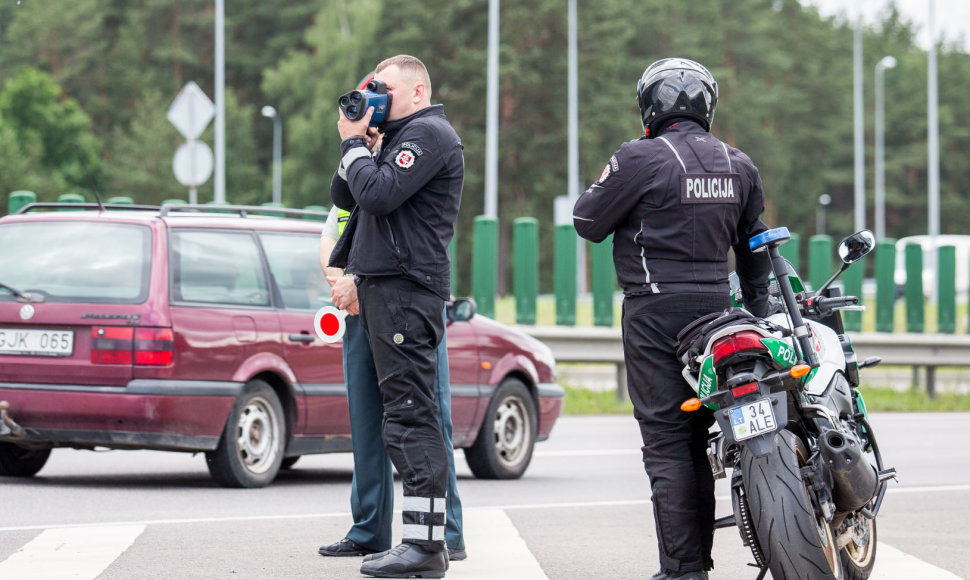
[574,58,770,580]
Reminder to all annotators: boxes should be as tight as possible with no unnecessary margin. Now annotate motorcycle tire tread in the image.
[740,430,841,580]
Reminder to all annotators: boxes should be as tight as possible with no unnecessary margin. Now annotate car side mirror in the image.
[839,230,876,264]
[446,298,476,322]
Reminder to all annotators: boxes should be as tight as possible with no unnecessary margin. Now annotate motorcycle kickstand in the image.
[754,566,768,580]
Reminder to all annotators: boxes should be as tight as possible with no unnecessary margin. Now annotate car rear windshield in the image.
[0,220,151,303]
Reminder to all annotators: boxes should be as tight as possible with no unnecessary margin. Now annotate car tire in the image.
[465,378,537,479]
[0,443,51,477]
[205,380,285,488]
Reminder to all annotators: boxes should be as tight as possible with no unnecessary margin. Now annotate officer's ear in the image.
[412,81,428,105]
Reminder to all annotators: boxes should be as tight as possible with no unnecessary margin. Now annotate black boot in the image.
[651,571,709,580]
[359,542,448,578]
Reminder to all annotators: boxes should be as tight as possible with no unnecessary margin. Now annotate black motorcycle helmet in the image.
[636,58,717,136]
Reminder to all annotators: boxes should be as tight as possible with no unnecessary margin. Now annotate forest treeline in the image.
[1,0,968,293]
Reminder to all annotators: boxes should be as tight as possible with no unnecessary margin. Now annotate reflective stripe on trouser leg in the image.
[402,496,447,542]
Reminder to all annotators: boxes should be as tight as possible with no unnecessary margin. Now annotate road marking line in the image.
[450,509,547,580]
[0,524,145,580]
[872,543,964,579]
[1,483,968,533]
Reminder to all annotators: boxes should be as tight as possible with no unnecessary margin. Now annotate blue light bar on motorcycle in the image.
[749,227,791,252]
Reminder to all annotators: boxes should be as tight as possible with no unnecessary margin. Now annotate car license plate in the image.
[728,397,777,441]
[0,328,74,357]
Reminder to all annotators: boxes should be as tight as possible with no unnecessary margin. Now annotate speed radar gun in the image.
[314,306,347,343]
[337,79,391,127]
[676,227,897,580]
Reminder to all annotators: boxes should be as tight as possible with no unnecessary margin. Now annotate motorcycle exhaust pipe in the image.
[819,429,878,512]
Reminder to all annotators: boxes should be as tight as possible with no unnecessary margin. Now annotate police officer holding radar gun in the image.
[573,58,771,580]
[328,54,463,579]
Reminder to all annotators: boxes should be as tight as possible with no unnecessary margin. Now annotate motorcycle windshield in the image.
[729,260,804,308]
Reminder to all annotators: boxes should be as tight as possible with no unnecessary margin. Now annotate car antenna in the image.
[75,143,106,213]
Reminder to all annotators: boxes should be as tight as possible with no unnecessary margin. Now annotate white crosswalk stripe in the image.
[0,510,960,579]
[0,524,145,580]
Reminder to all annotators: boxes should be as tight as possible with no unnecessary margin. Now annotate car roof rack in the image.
[15,202,161,214]
[159,204,329,219]
[12,202,329,220]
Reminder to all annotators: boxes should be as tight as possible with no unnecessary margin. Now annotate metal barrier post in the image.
[808,235,832,291]
[779,232,800,272]
[58,193,86,211]
[472,215,498,319]
[449,233,457,298]
[938,245,956,333]
[513,218,538,325]
[301,204,327,220]
[875,240,896,332]
[591,235,615,327]
[555,223,577,326]
[842,261,863,332]
[905,242,924,333]
[7,190,36,214]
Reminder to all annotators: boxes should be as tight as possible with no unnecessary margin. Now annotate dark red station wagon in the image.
[0,203,563,487]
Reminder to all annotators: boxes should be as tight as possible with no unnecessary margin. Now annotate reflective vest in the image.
[336,208,351,237]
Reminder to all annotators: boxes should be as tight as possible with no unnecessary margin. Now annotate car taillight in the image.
[91,327,134,364]
[91,327,173,365]
[134,327,174,365]
[711,331,767,366]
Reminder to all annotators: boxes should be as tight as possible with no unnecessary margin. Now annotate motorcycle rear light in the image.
[731,382,759,398]
[711,331,768,365]
[134,327,174,365]
[91,327,134,364]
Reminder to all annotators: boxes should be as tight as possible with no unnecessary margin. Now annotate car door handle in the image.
[288,333,316,343]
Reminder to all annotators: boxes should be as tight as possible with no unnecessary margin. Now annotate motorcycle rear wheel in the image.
[840,515,877,580]
[740,429,841,580]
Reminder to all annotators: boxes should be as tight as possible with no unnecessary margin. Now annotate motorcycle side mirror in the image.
[816,230,876,296]
[839,230,876,265]
[446,298,477,323]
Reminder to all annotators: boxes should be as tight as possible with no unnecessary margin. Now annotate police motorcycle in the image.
[676,227,896,580]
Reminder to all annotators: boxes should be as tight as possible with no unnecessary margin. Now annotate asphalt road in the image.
[1,412,967,579]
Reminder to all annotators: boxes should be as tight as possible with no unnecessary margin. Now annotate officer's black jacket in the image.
[330,105,463,300]
[573,120,770,316]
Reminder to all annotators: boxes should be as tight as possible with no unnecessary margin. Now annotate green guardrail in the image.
[8,190,36,214]
[590,235,614,327]
[554,224,576,326]
[513,217,538,325]
[472,216,498,319]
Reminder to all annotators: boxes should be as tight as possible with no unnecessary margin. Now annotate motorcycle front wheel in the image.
[740,429,841,580]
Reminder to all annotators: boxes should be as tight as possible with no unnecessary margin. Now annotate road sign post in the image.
[168,82,216,203]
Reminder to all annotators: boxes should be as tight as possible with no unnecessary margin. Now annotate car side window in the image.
[170,229,270,306]
[259,232,331,310]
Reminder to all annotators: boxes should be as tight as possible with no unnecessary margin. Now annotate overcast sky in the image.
[802,0,970,51]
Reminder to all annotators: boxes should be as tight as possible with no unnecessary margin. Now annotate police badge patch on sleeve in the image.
[395,150,416,169]
[596,155,620,184]
[680,173,741,204]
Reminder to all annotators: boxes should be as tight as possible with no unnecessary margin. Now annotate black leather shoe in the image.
[359,543,448,578]
[447,548,467,561]
[363,549,391,563]
[650,571,708,580]
[318,538,380,557]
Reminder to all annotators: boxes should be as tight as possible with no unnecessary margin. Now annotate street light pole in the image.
[874,56,896,241]
[261,106,282,205]
[852,18,865,232]
[817,194,832,236]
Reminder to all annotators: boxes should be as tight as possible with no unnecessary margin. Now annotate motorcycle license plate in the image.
[728,398,777,441]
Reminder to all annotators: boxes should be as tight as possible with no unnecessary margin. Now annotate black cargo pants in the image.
[622,292,731,574]
[356,275,448,553]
